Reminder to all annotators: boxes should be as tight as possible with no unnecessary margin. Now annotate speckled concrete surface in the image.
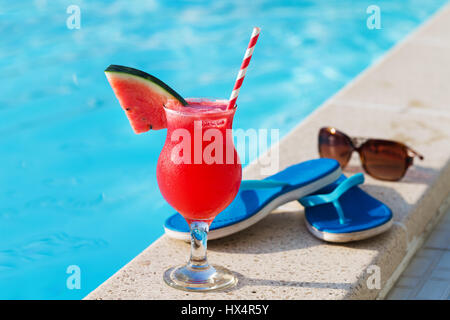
[86,4,450,300]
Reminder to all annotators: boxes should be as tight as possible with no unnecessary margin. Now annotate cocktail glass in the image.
[156,98,242,291]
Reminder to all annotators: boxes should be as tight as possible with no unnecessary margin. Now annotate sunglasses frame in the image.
[318,127,424,181]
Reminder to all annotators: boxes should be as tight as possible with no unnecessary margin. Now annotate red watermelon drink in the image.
[157,98,241,291]
[157,98,241,224]
[104,66,241,291]
[104,24,259,293]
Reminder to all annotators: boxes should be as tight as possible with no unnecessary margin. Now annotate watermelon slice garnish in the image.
[105,65,187,133]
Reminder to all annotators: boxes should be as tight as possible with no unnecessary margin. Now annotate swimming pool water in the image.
[0,0,447,299]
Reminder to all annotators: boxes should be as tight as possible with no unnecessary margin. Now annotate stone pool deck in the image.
[387,204,450,299]
[86,4,450,300]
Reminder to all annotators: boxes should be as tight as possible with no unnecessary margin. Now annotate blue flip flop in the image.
[164,158,342,241]
[299,173,393,243]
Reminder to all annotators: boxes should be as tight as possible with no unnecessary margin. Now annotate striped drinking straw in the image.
[227,27,261,110]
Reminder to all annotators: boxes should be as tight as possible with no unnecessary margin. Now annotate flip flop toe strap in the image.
[298,173,365,225]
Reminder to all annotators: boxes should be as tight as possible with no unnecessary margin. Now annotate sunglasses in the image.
[318,127,424,181]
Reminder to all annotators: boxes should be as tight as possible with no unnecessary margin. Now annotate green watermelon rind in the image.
[104,65,188,106]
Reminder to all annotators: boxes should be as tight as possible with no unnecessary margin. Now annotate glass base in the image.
[163,263,237,292]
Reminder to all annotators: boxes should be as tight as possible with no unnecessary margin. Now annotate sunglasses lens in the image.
[318,128,353,168]
[360,140,409,181]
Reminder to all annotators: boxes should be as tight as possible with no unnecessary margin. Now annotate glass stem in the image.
[188,221,210,269]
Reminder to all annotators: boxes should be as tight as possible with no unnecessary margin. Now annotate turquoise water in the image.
[0,0,447,299]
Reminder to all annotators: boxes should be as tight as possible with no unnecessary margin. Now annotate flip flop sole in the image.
[305,216,393,243]
[301,174,393,243]
[164,166,342,241]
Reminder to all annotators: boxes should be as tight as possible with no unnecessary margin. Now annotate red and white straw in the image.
[227,27,261,110]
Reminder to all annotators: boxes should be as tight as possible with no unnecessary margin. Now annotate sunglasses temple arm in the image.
[408,147,424,160]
